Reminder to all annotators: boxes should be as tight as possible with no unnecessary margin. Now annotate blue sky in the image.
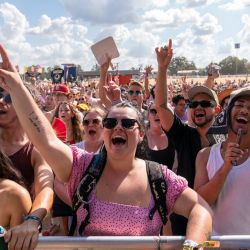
[0,0,250,72]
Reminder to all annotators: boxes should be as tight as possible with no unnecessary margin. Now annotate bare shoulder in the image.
[197,146,212,161]
[0,179,30,199]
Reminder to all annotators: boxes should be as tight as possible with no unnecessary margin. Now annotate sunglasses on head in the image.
[0,93,12,104]
[103,118,140,129]
[128,90,142,96]
[149,108,157,115]
[188,100,216,109]
[82,119,101,126]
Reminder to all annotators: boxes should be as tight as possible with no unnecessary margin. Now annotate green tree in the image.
[218,56,250,75]
[168,56,196,75]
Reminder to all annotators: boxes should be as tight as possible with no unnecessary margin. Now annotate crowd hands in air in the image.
[0,38,249,250]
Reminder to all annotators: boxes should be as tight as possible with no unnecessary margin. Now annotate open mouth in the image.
[111,136,126,145]
[88,129,96,135]
[195,113,205,118]
[236,117,248,124]
[0,110,7,115]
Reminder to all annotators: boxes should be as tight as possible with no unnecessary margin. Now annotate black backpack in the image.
[69,150,168,236]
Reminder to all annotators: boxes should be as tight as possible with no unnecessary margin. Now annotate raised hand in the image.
[155,39,173,70]
[145,65,153,74]
[0,44,23,92]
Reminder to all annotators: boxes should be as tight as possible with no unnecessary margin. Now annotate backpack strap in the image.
[146,160,168,225]
[69,150,107,236]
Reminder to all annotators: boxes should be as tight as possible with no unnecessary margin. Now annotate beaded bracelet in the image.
[24,215,42,232]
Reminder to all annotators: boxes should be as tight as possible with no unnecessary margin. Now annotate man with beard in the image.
[0,87,54,250]
[194,87,250,235]
[155,39,219,236]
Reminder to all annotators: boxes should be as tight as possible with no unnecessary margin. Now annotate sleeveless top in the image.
[66,146,188,236]
[207,143,250,235]
[9,142,34,193]
[148,142,175,170]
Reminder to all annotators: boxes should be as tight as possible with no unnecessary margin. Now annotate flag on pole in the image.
[235,43,240,49]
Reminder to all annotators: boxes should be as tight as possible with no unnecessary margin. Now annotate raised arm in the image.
[98,57,112,108]
[144,65,152,100]
[0,44,72,183]
[194,143,244,205]
[155,39,175,132]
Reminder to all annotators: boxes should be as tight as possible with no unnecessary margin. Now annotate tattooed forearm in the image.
[28,111,42,133]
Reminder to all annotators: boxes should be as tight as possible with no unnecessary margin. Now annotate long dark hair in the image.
[53,101,83,143]
[0,150,26,187]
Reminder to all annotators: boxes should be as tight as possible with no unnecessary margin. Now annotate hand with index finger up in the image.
[0,44,23,92]
[155,39,173,70]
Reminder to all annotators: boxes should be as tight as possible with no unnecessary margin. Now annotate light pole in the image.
[234,43,240,75]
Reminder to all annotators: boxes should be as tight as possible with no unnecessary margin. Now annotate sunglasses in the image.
[0,93,12,104]
[127,90,142,96]
[149,108,157,115]
[188,100,216,109]
[82,119,101,126]
[103,118,140,129]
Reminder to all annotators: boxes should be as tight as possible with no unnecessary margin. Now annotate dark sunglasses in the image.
[149,108,157,115]
[188,100,215,109]
[103,118,140,129]
[0,93,12,104]
[127,90,142,96]
[82,119,101,126]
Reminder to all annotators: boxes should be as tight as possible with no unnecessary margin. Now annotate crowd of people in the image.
[0,39,249,250]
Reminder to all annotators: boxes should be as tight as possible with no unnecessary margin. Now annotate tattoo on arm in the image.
[28,111,42,133]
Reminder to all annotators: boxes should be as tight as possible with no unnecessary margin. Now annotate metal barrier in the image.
[35,236,250,249]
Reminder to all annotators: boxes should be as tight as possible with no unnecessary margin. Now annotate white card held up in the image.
[91,36,120,66]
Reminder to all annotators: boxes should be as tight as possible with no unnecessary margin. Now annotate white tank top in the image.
[207,143,250,235]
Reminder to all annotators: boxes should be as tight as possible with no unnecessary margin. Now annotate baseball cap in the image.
[227,87,250,107]
[188,85,219,105]
[52,84,70,95]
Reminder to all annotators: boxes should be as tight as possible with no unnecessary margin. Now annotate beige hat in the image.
[188,85,219,105]
[227,87,250,107]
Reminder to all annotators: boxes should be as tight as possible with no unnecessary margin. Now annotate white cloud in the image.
[220,0,250,11]
[142,8,200,31]
[191,13,222,35]
[238,14,250,44]
[28,15,88,42]
[63,0,145,24]
[176,0,220,7]
[0,2,29,42]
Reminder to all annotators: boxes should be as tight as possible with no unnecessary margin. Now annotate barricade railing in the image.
[35,235,250,249]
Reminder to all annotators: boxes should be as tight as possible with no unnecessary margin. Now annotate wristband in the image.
[24,215,42,232]
[183,240,200,250]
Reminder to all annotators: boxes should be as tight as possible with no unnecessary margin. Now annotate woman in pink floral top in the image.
[1,44,212,244]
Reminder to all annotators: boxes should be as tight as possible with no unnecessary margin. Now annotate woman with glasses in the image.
[0,44,212,243]
[74,107,104,154]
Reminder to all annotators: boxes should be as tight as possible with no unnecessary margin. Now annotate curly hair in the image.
[0,150,26,187]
